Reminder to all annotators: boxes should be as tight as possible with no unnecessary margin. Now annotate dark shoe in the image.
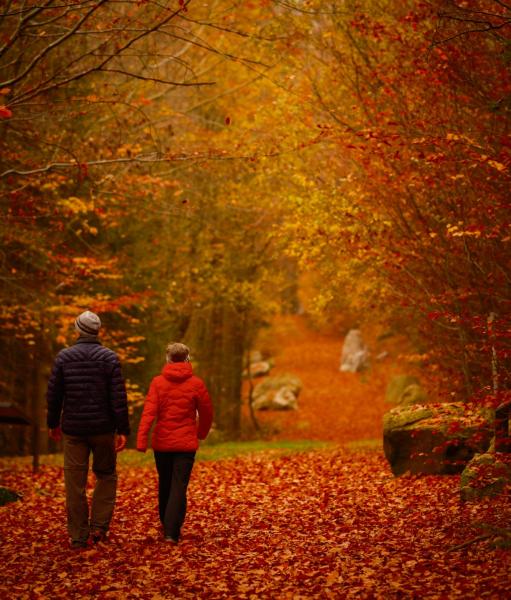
[91,529,107,544]
[71,540,88,550]
[164,536,178,544]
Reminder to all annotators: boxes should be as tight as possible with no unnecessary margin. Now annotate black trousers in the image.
[154,451,196,540]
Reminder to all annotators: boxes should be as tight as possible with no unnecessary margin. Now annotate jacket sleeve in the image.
[196,380,213,440]
[46,358,64,429]
[109,357,130,436]
[136,380,159,450]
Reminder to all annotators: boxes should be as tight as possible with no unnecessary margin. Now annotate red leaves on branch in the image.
[0,106,12,119]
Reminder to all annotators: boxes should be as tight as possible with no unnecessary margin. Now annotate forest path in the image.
[2,318,511,599]
[2,448,510,599]
[253,315,401,444]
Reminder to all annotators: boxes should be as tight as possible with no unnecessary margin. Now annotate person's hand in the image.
[49,427,62,442]
[115,434,127,452]
[136,447,146,453]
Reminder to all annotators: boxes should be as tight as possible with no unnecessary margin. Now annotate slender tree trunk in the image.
[187,303,246,439]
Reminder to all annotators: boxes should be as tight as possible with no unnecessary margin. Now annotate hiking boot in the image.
[164,536,178,544]
[91,529,107,544]
[71,540,88,550]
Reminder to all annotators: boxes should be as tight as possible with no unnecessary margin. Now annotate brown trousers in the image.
[63,433,117,543]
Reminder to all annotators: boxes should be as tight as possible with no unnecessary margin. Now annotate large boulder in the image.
[339,329,369,373]
[460,453,511,501]
[251,374,302,411]
[385,375,420,404]
[383,403,492,476]
[399,384,428,407]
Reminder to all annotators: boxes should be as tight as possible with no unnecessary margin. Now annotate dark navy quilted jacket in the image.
[46,337,130,436]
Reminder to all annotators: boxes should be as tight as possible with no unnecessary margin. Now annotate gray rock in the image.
[273,387,298,410]
[383,403,492,476]
[339,329,369,373]
[244,361,271,378]
[252,375,302,411]
[253,374,302,398]
[252,387,298,411]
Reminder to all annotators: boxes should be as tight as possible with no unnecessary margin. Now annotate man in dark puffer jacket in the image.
[46,310,130,549]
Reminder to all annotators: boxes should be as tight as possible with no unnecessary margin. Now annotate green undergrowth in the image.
[345,438,382,452]
[1,440,336,469]
[1,439,383,470]
[122,439,335,467]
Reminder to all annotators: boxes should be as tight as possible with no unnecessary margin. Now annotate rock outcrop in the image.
[244,361,271,378]
[398,383,428,407]
[251,374,302,411]
[383,403,492,476]
[460,453,511,501]
[385,375,420,404]
[339,329,369,373]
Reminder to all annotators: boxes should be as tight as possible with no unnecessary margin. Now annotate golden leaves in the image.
[57,197,94,215]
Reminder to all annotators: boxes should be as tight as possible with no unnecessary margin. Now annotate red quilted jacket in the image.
[136,362,213,452]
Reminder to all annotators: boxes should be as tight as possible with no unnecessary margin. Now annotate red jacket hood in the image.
[162,362,193,382]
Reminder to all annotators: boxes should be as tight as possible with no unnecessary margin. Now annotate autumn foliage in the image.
[278,1,511,407]
[2,449,511,599]
[1,0,510,442]
[2,6,511,596]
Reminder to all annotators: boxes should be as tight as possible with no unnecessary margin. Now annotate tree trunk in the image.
[187,302,246,439]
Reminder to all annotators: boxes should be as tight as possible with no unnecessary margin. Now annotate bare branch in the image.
[2,1,108,88]
[7,3,188,106]
[156,29,271,68]
[98,68,214,87]
[447,533,491,552]
[178,14,286,42]
[0,1,52,60]
[0,135,327,179]
[431,21,511,46]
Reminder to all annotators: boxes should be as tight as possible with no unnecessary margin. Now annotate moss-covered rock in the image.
[385,375,420,404]
[399,384,428,406]
[383,404,433,432]
[0,487,21,506]
[460,453,511,501]
[383,403,492,476]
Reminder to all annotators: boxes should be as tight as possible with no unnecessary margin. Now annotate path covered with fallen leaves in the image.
[251,316,399,443]
[2,450,511,599]
[2,316,511,598]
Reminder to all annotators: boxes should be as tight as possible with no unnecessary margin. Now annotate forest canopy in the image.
[1,0,510,448]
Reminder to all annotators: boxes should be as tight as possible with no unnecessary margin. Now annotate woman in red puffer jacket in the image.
[136,342,213,544]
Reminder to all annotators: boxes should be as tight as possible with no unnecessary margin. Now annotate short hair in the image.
[166,342,190,363]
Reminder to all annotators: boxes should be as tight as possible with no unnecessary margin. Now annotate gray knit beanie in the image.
[75,311,101,337]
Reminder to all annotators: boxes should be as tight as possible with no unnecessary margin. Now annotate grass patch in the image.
[1,440,335,470]
[198,439,334,461]
[345,438,382,452]
[120,439,334,467]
